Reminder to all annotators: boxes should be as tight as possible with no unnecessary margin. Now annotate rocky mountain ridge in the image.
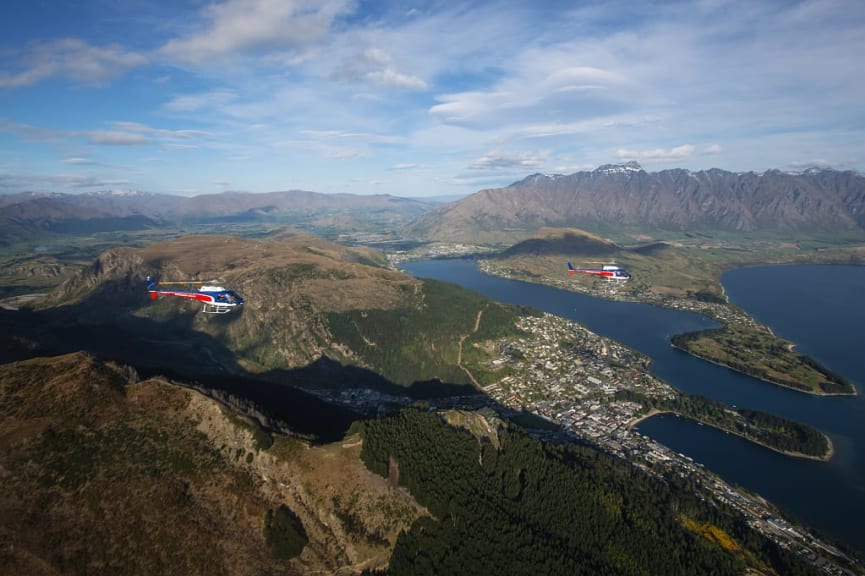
[402,163,865,242]
[0,351,422,575]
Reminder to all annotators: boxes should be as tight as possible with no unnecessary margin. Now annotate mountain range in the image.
[3,164,864,246]
[0,189,433,245]
[403,162,865,242]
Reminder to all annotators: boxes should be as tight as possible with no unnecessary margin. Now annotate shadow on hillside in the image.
[0,279,572,445]
[261,355,481,400]
[495,232,618,258]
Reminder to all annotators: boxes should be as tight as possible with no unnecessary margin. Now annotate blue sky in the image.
[1,0,863,197]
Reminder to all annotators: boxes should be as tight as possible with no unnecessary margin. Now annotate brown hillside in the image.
[35,234,423,370]
[490,228,720,298]
[0,352,423,576]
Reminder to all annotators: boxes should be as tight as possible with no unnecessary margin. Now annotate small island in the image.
[671,325,856,396]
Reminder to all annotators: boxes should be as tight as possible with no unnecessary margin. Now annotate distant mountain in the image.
[402,163,865,242]
[0,190,182,244]
[0,189,434,244]
[172,190,432,220]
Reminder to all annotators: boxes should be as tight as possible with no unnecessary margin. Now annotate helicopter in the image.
[146,276,245,314]
[567,261,632,282]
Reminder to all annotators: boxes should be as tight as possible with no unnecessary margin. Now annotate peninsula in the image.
[671,326,856,396]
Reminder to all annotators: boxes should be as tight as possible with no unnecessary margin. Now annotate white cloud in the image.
[332,47,428,90]
[0,120,76,145]
[47,174,133,188]
[160,0,354,65]
[109,121,210,140]
[428,41,632,128]
[366,68,427,90]
[469,150,548,171]
[614,145,696,162]
[323,147,365,159]
[87,131,152,146]
[62,156,96,165]
[162,143,200,150]
[300,129,403,145]
[162,90,238,112]
[0,119,209,150]
[787,158,842,170]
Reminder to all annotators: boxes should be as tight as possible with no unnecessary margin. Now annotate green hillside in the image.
[357,409,823,576]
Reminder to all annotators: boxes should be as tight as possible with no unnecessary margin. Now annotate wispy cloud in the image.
[614,145,696,163]
[87,131,152,146]
[49,174,133,188]
[332,47,427,90]
[62,156,96,165]
[162,90,238,112]
[2,171,134,190]
[159,0,354,65]
[469,150,549,171]
[0,119,208,149]
[0,38,146,88]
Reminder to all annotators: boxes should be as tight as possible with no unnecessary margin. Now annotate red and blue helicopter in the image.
[567,261,632,282]
[146,276,245,314]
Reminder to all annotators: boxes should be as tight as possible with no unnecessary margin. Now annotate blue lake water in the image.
[402,260,865,554]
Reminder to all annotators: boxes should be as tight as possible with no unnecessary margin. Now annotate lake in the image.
[401,260,865,554]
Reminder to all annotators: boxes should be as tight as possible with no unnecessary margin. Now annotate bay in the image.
[402,259,865,554]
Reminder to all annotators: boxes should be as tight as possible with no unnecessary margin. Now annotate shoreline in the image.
[628,409,835,462]
[480,259,859,398]
[670,342,858,397]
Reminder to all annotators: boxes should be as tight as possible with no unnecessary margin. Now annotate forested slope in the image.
[358,409,821,576]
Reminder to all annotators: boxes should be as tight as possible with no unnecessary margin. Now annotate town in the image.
[318,249,863,573]
[309,307,860,575]
[475,311,858,575]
